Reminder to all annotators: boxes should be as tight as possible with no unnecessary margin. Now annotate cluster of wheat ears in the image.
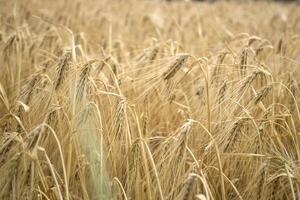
[0,0,300,199]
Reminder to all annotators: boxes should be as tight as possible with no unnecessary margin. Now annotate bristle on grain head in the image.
[254,85,272,104]
[224,117,249,152]
[162,54,189,80]
[177,120,193,145]
[76,60,97,101]
[175,173,198,200]
[240,70,264,92]
[54,51,72,90]
[148,45,160,63]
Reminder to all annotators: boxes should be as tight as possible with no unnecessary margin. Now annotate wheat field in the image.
[0,0,300,199]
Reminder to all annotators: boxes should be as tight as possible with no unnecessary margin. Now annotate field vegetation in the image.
[0,0,300,199]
